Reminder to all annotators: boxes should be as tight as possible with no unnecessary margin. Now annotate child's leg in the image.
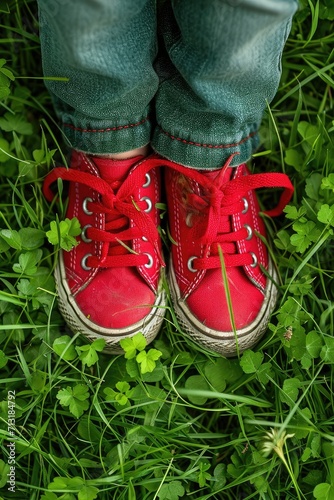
[39,0,165,350]
[38,0,158,155]
[153,0,298,355]
[153,0,298,168]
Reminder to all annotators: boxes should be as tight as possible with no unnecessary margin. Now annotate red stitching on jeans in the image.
[158,126,257,149]
[63,117,149,134]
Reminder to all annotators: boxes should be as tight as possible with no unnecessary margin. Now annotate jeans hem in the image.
[61,116,152,154]
[151,125,259,169]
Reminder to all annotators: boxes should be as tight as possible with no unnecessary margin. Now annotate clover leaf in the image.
[240,350,264,374]
[136,349,162,374]
[53,335,77,361]
[120,332,147,359]
[104,381,133,406]
[56,384,90,418]
[46,218,81,251]
[158,481,185,500]
[317,204,334,226]
[76,338,106,367]
[290,220,321,253]
[12,249,43,275]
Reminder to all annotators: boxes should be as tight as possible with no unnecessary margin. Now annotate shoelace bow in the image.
[161,154,294,271]
[43,157,164,269]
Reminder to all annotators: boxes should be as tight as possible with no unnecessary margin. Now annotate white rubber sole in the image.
[55,260,166,354]
[168,259,278,357]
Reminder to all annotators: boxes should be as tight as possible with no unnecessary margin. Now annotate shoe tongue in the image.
[200,165,233,185]
[92,155,144,184]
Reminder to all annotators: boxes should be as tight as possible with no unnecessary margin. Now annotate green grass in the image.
[0,0,334,499]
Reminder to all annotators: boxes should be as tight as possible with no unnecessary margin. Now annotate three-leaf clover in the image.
[56,384,90,418]
[48,476,99,500]
[120,332,147,359]
[0,110,33,135]
[198,461,212,488]
[317,204,334,226]
[104,381,134,406]
[321,173,334,192]
[46,218,81,251]
[240,349,264,374]
[12,249,43,275]
[280,378,301,407]
[158,481,185,500]
[76,339,106,367]
[136,349,162,374]
[290,220,321,253]
[284,205,306,220]
[120,333,162,374]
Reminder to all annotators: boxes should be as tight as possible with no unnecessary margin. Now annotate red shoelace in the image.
[43,154,294,271]
[162,154,294,270]
[43,156,165,269]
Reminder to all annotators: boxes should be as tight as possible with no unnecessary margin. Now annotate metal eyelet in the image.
[241,197,249,214]
[141,197,152,213]
[250,252,258,268]
[144,253,154,269]
[187,256,198,273]
[81,224,92,243]
[143,173,151,188]
[244,224,253,241]
[82,197,93,215]
[81,254,92,271]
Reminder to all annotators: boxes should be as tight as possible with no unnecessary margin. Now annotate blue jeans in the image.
[38,0,298,168]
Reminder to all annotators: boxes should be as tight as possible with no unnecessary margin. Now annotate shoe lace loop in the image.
[163,153,294,270]
[43,158,164,269]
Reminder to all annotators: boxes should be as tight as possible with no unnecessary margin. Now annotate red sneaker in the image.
[164,154,294,356]
[43,151,166,352]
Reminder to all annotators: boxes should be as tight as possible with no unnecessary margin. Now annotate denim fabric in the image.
[38,0,298,168]
[38,0,158,153]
